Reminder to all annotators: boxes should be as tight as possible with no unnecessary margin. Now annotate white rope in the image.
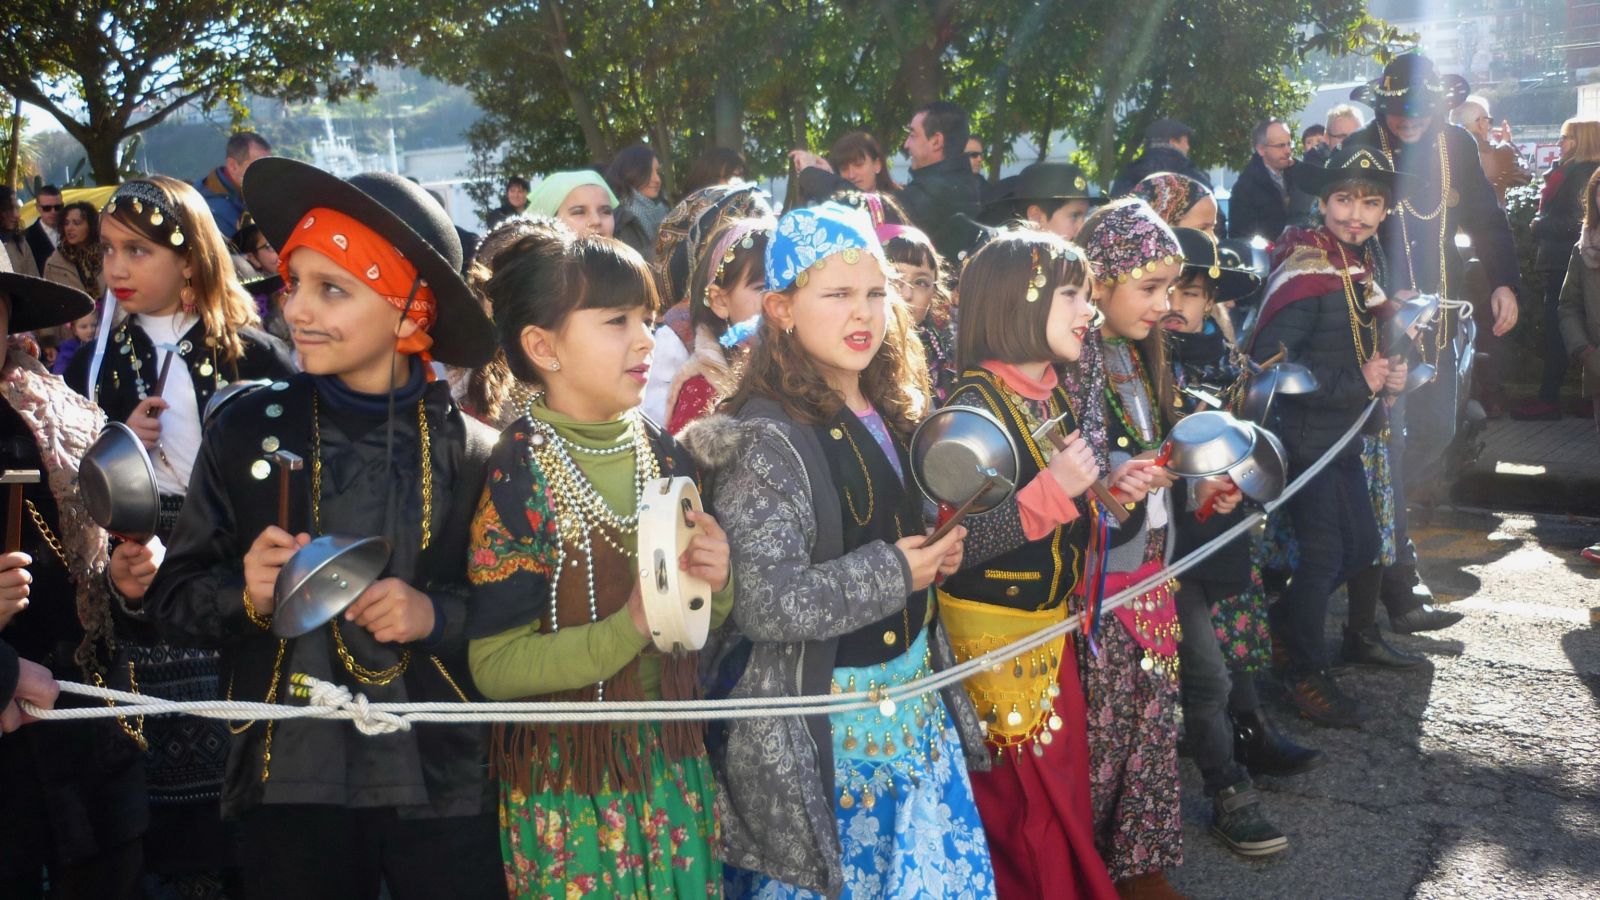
[20,400,1379,733]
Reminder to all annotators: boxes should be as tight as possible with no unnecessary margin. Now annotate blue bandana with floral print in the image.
[765,201,886,292]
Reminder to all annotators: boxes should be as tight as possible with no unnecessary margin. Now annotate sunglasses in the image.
[37,203,62,212]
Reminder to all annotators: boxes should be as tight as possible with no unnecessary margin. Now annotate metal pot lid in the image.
[910,405,1020,514]
[1230,423,1288,503]
[272,535,393,638]
[80,422,160,542]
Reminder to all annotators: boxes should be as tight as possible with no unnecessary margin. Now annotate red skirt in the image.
[968,638,1119,900]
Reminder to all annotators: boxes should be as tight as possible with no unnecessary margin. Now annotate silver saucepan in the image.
[80,422,161,543]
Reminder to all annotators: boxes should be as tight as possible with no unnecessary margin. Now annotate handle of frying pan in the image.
[1194,476,1241,524]
[1038,427,1132,524]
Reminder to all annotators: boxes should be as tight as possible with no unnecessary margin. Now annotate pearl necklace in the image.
[521,395,660,700]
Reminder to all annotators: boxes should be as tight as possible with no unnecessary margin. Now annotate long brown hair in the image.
[725,275,929,437]
[107,176,258,364]
[828,131,900,193]
[1583,165,1600,232]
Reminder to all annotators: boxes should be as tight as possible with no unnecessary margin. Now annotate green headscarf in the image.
[526,170,620,218]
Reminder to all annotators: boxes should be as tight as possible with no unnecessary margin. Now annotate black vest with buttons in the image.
[813,407,928,667]
[938,369,1084,612]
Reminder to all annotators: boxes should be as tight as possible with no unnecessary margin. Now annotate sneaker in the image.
[1284,670,1367,728]
[1509,399,1561,421]
[1211,782,1289,857]
[1583,544,1600,566]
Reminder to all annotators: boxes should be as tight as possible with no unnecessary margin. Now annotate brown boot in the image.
[1114,871,1190,900]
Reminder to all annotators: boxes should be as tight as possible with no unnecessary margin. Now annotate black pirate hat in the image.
[1173,228,1260,304]
[243,158,495,367]
[1351,52,1470,117]
[1293,143,1399,200]
[982,162,1105,224]
[0,272,95,333]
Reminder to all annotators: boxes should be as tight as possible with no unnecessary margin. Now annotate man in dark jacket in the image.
[1228,119,1312,243]
[1111,118,1214,195]
[796,100,982,261]
[193,132,272,240]
[23,185,62,274]
[1345,52,1520,630]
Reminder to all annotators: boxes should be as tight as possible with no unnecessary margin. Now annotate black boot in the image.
[1341,622,1426,668]
[1388,603,1464,634]
[1232,708,1325,777]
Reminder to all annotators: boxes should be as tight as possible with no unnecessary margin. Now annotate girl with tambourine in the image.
[465,219,733,898]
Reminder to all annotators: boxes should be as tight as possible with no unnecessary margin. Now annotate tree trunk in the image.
[82,131,121,186]
[541,0,609,162]
[714,76,741,150]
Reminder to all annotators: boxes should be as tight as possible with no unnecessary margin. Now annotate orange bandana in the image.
[278,207,439,370]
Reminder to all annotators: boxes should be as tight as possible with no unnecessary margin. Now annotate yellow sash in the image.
[938,590,1068,751]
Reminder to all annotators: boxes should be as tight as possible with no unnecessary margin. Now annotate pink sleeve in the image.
[1016,471,1081,541]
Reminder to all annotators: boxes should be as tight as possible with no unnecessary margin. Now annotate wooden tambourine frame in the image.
[636,476,711,653]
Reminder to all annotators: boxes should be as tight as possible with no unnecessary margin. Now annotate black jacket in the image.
[1250,272,1381,468]
[0,400,148,876]
[1227,155,1310,243]
[65,317,296,426]
[1111,145,1213,196]
[798,154,982,262]
[23,220,55,274]
[141,373,497,819]
[1532,159,1600,272]
[1168,328,1252,592]
[1346,120,1521,299]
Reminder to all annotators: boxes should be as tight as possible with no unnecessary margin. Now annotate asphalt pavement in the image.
[1170,508,1600,900]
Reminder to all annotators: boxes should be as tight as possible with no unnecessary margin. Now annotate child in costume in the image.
[67,176,295,896]
[1249,145,1408,729]
[694,202,995,898]
[0,270,148,899]
[464,220,734,898]
[979,162,1106,241]
[1165,227,1320,859]
[141,160,506,900]
[1067,198,1197,898]
[879,224,958,404]
[527,170,620,239]
[937,230,1146,900]
[667,216,775,433]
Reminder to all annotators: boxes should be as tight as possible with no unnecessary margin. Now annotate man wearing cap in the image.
[1345,51,1519,634]
[142,160,505,899]
[1111,118,1214,196]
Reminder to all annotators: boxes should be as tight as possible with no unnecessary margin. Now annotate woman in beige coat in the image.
[41,201,104,297]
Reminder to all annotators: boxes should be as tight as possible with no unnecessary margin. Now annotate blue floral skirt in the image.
[725,630,997,899]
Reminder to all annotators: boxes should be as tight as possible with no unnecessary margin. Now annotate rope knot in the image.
[289,673,410,735]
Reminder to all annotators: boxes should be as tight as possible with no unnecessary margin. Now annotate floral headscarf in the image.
[1078,197,1184,284]
[766,201,885,292]
[1129,172,1212,227]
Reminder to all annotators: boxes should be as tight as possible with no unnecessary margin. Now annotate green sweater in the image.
[468,401,733,701]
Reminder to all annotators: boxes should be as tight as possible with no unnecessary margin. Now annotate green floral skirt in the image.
[498,724,721,899]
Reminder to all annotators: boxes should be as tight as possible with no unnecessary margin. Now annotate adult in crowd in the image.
[793,100,983,260]
[1346,50,1518,631]
[1228,118,1310,243]
[23,185,62,274]
[41,201,104,297]
[1,187,36,277]
[683,146,749,195]
[1302,124,1327,155]
[484,175,530,230]
[1452,97,1533,208]
[824,131,900,193]
[1557,166,1600,563]
[192,131,271,240]
[606,143,670,253]
[1110,117,1213,195]
[1514,118,1600,420]
[965,136,985,174]
[426,187,480,276]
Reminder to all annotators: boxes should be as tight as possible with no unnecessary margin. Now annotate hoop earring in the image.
[180,278,196,314]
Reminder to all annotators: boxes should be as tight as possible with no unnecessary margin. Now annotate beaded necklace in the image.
[522,395,660,700]
[1102,340,1159,451]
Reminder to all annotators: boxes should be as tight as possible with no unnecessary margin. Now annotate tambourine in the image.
[636,476,712,653]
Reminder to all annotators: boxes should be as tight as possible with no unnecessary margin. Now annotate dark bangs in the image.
[572,236,662,316]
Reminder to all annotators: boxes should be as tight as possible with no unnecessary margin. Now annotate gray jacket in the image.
[681,398,989,897]
[1558,243,1600,395]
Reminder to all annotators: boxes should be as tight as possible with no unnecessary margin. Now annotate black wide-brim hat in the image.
[0,271,95,333]
[1173,228,1260,304]
[243,158,495,368]
[982,162,1105,218]
[1293,144,1398,200]
[1351,52,1469,117]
